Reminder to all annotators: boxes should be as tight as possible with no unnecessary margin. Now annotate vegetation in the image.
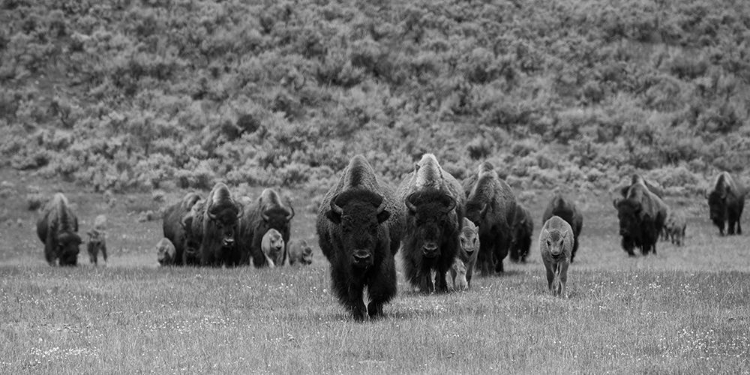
[1,0,749,194]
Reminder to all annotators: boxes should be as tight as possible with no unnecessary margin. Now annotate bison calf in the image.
[539,216,574,298]
[665,210,687,246]
[288,239,313,266]
[86,214,107,266]
[156,238,177,266]
[261,228,285,267]
[447,218,479,290]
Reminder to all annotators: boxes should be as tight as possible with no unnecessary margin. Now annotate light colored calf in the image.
[539,215,574,298]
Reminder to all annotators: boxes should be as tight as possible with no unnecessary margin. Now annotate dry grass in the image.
[0,169,749,374]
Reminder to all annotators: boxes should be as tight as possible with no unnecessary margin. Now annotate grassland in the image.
[1,167,749,374]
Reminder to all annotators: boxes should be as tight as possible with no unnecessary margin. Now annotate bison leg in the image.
[571,237,579,263]
[331,266,366,320]
[366,257,397,319]
[434,266,449,294]
[545,265,554,292]
[101,242,108,265]
[559,261,569,299]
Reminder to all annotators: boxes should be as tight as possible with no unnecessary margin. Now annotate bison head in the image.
[299,244,313,265]
[707,190,726,235]
[543,229,568,257]
[206,200,242,248]
[57,231,82,266]
[614,198,642,237]
[326,189,390,268]
[156,238,176,266]
[405,191,457,258]
[262,228,285,262]
[458,218,479,261]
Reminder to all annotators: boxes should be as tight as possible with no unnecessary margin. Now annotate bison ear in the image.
[325,210,342,224]
[376,209,390,224]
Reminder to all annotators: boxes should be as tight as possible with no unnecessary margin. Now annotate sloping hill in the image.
[1,0,749,192]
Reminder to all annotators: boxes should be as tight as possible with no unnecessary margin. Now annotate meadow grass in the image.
[1,174,749,374]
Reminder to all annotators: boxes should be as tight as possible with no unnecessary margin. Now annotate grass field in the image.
[1,167,749,374]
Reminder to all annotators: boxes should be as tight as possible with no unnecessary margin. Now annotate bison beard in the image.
[316,155,403,320]
[401,190,460,293]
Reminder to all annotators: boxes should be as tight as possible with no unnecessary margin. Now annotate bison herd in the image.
[35,155,747,320]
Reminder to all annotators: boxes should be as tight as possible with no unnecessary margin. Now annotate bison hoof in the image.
[367,302,383,318]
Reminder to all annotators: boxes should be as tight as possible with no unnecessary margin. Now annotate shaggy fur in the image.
[397,154,465,294]
[162,192,202,266]
[462,162,517,276]
[707,172,746,236]
[183,199,205,266]
[288,239,313,266]
[316,155,404,320]
[614,180,669,256]
[238,188,294,267]
[510,204,534,263]
[261,228,285,267]
[541,194,583,262]
[36,193,82,266]
[156,238,177,266]
[539,216,574,298]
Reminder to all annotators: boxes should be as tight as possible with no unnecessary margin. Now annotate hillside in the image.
[1,0,749,193]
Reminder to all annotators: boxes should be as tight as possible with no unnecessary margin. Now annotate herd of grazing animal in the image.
[34,154,747,320]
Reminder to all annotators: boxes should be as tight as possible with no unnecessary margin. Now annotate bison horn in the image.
[235,201,244,219]
[285,198,295,221]
[443,196,456,213]
[261,210,270,222]
[405,193,418,213]
[207,211,217,221]
[480,203,489,218]
[375,196,387,215]
[330,195,344,216]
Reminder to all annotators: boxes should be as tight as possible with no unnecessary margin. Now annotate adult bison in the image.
[36,193,82,266]
[238,188,294,267]
[162,192,202,266]
[541,194,583,262]
[463,162,517,275]
[397,154,465,294]
[192,183,243,267]
[316,154,404,320]
[706,172,746,236]
[509,203,534,263]
[614,178,668,256]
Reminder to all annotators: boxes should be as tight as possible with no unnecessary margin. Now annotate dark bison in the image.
[397,153,465,294]
[162,192,202,266]
[238,188,294,267]
[541,194,583,262]
[509,203,534,263]
[316,154,404,320]
[36,193,82,266]
[181,198,205,266]
[193,183,243,267]
[288,239,313,266]
[462,162,517,275]
[706,172,746,236]
[614,177,668,256]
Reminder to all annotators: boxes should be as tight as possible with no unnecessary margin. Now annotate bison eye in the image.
[546,240,551,247]
[473,238,477,245]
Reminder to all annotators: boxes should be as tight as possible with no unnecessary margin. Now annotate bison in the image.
[288,239,313,266]
[162,192,202,266]
[539,215,574,298]
[193,183,243,267]
[509,203,534,263]
[316,154,404,320]
[181,198,205,266]
[541,194,583,262]
[397,154,465,294]
[261,228,285,267]
[156,238,177,266]
[238,188,294,268]
[36,193,82,266]
[447,217,479,290]
[665,210,687,246]
[706,172,746,236]
[86,214,107,266]
[462,162,517,276]
[614,177,668,256]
